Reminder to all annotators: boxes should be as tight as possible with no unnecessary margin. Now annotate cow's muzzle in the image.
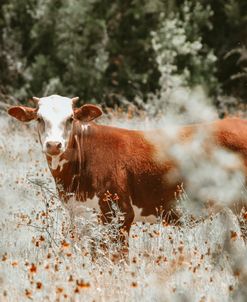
[45,141,62,156]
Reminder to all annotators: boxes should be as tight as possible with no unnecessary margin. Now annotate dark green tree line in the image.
[0,0,246,107]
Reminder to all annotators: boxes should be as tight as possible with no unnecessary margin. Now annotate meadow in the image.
[1,104,247,302]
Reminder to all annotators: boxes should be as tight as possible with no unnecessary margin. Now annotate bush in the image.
[0,0,246,108]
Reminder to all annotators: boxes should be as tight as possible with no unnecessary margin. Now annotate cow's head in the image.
[8,95,102,156]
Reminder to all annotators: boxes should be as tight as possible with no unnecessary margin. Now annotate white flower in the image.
[172,35,186,48]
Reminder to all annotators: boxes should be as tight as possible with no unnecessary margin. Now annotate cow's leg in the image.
[99,192,134,255]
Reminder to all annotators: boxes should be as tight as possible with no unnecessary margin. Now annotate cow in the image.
[7,95,247,243]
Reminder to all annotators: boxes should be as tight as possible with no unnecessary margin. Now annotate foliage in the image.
[0,0,246,107]
[203,0,247,101]
[152,1,217,93]
[147,1,218,116]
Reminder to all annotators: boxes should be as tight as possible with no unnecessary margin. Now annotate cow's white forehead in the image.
[38,95,73,120]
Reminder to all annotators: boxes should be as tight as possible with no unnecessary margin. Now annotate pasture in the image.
[1,108,247,302]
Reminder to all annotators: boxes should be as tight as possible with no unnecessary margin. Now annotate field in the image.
[1,109,247,302]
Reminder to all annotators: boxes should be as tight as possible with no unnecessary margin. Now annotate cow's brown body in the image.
[7,96,247,238]
[46,117,247,234]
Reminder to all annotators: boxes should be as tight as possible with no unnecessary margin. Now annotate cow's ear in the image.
[74,104,102,122]
[8,106,37,122]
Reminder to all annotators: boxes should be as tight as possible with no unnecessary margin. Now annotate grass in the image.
[0,113,247,302]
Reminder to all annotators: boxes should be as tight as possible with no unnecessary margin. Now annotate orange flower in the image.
[56,287,64,293]
[61,240,70,249]
[131,282,138,288]
[29,263,37,273]
[25,289,32,298]
[76,279,90,288]
[230,231,238,241]
[36,282,43,289]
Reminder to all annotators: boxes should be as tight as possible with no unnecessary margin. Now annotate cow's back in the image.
[214,118,247,157]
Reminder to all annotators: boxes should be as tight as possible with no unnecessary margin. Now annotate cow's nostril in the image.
[46,141,62,150]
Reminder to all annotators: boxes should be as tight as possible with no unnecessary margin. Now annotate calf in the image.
[8,95,247,238]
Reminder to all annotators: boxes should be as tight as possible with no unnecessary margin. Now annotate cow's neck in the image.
[47,155,69,171]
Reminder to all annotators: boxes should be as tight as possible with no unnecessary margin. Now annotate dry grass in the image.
[0,113,247,302]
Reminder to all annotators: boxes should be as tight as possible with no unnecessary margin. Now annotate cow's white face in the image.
[37,95,74,155]
[8,94,103,157]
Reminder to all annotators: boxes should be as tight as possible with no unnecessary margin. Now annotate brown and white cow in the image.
[7,95,247,238]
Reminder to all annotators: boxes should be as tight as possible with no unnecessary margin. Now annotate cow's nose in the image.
[46,141,62,150]
[45,141,62,155]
